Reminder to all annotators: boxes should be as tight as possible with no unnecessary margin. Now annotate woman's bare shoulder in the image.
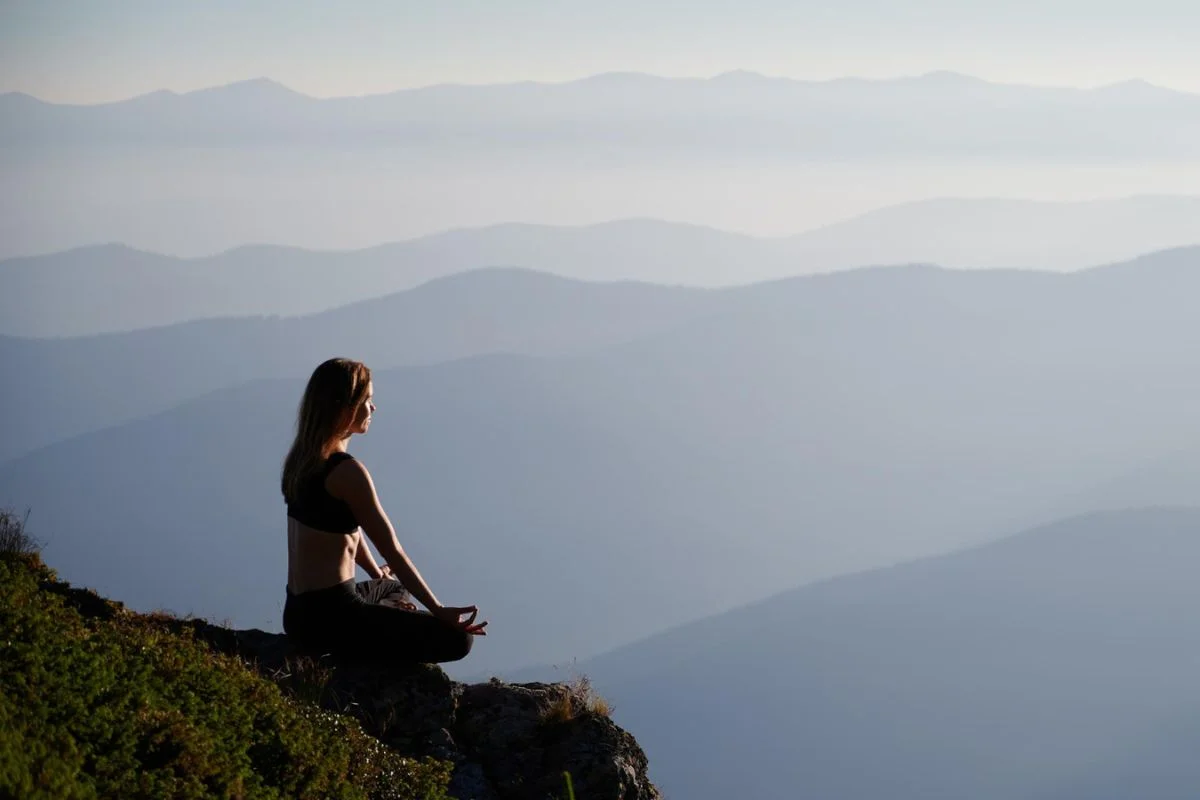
[326,454,374,495]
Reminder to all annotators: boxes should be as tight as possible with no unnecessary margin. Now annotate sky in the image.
[2,0,1199,103]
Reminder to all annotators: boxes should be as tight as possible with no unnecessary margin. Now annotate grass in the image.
[0,507,453,800]
[267,654,337,708]
[540,673,613,726]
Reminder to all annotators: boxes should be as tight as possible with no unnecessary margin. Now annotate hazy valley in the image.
[555,508,1200,799]
[5,247,1200,677]
[4,60,1200,798]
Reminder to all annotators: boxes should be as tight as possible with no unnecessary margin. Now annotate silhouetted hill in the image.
[4,202,1200,337]
[1052,443,1200,517]
[560,508,1200,799]
[5,249,1200,674]
[4,72,1198,159]
[0,221,756,337]
[784,195,1200,272]
[0,268,715,461]
[5,245,1199,461]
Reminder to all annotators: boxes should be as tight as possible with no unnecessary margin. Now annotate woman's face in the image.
[346,381,375,436]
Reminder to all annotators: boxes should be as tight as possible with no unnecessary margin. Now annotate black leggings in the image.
[283,579,473,664]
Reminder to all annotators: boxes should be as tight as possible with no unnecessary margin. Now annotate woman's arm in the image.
[329,458,487,636]
[328,459,444,612]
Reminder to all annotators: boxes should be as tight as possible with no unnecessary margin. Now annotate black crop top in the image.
[286,452,360,533]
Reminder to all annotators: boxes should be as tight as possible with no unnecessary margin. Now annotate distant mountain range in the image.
[3,72,1198,159]
[5,245,1199,461]
[4,197,1200,337]
[549,507,1200,799]
[9,65,1200,796]
[4,247,1200,674]
[0,269,717,461]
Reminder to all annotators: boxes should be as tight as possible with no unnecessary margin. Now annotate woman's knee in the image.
[439,627,473,663]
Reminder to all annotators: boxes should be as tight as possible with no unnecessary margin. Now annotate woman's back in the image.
[286,453,361,594]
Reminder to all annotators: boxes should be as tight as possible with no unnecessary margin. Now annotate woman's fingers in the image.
[439,605,484,632]
[445,605,478,622]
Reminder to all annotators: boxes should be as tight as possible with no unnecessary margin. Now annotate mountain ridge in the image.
[5,198,1200,338]
[3,245,1199,464]
[5,70,1197,163]
[16,193,1200,262]
[12,71,1198,107]
[571,506,1200,798]
[547,505,1200,677]
[6,247,1200,672]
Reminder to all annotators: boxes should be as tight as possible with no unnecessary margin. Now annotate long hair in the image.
[281,358,372,503]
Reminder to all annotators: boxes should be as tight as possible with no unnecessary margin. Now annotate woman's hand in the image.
[432,604,489,636]
[379,593,418,611]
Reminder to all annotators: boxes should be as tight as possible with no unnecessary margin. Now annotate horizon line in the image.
[3,69,1195,108]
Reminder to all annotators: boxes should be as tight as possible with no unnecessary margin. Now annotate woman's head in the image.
[281,358,373,502]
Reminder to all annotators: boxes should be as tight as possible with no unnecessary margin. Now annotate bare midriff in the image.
[287,516,360,594]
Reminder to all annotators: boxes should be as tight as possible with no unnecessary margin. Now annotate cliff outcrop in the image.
[193,623,659,800]
[0,546,658,800]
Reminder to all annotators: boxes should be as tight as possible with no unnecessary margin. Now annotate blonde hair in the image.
[281,358,372,503]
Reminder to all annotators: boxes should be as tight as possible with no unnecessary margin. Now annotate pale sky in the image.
[2,0,1199,103]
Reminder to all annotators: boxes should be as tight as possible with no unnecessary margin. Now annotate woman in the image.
[281,357,486,663]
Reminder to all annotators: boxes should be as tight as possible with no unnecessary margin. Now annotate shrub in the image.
[0,507,38,557]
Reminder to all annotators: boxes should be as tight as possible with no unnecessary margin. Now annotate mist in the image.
[4,9,1200,796]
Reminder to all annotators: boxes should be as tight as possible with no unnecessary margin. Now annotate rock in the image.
[448,761,499,800]
[183,621,660,800]
[457,680,658,800]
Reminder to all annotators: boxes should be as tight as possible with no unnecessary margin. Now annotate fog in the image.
[6,249,1200,677]
[5,144,1200,259]
[3,54,1200,799]
[3,72,1200,258]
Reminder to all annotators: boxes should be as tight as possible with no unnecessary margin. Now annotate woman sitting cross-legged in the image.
[281,357,487,663]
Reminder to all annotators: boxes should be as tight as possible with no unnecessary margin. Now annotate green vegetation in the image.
[0,510,452,800]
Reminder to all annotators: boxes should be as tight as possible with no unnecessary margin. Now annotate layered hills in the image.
[562,507,1200,799]
[4,248,1198,674]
